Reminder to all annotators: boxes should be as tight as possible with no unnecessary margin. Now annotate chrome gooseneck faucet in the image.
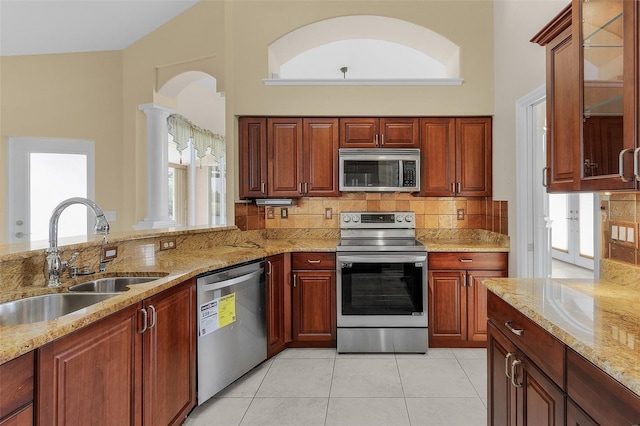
[45,197,110,287]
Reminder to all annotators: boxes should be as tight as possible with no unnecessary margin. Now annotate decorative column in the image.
[133,103,178,230]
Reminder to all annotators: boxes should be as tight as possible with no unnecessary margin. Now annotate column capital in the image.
[137,103,175,115]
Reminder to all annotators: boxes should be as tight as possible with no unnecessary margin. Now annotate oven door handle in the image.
[338,254,427,263]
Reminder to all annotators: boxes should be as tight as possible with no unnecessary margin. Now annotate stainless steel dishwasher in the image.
[196,259,266,405]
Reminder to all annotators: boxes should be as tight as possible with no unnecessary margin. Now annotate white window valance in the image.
[168,114,225,160]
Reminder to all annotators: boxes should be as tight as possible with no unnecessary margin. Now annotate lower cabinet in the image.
[266,253,292,358]
[488,291,640,426]
[428,252,507,347]
[37,279,196,426]
[291,252,336,346]
[0,352,34,426]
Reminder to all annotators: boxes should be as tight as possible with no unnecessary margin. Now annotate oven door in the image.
[336,252,427,328]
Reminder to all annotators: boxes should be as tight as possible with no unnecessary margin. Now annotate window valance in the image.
[168,114,225,160]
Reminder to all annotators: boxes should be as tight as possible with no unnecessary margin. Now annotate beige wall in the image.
[0,51,123,242]
[493,0,569,274]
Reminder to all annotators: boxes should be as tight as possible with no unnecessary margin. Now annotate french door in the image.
[7,137,95,243]
[548,193,595,270]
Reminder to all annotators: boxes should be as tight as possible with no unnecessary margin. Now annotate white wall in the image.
[493,0,570,274]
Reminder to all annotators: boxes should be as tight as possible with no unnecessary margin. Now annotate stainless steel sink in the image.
[0,293,117,326]
[68,276,161,293]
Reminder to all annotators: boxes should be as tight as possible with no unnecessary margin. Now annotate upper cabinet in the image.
[339,118,419,148]
[420,117,492,197]
[532,0,639,192]
[239,117,339,199]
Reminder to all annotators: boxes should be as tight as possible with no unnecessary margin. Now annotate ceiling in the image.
[0,0,200,57]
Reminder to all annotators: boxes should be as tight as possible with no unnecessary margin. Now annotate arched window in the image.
[265,15,462,86]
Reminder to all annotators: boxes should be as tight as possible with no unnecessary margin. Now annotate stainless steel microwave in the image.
[338,148,420,192]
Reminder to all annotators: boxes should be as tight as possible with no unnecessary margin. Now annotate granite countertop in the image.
[483,277,640,398]
[0,232,509,365]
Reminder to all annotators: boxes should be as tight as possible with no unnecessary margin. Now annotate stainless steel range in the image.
[336,211,428,353]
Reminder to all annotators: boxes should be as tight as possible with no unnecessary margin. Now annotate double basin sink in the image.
[0,276,164,326]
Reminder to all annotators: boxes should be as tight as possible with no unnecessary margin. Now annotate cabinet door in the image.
[303,118,339,196]
[239,117,267,198]
[339,118,379,148]
[292,270,336,343]
[38,304,143,426]
[0,352,33,423]
[428,270,466,345]
[268,118,303,196]
[380,118,419,148]
[420,118,456,196]
[0,404,32,426]
[143,280,196,426]
[266,254,291,357]
[467,269,507,342]
[516,353,566,426]
[546,25,580,192]
[456,117,492,196]
[487,323,517,426]
[567,399,598,426]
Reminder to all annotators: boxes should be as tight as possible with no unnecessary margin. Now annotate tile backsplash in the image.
[235,193,508,234]
[601,193,640,267]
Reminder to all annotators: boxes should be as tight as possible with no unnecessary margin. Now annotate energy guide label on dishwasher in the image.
[199,293,236,336]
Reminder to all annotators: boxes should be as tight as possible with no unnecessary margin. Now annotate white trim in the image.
[263,78,464,86]
[515,85,546,278]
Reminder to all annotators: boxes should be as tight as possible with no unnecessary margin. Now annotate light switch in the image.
[619,226,626,242]
[627,227,635,243]
[611,225,619,240]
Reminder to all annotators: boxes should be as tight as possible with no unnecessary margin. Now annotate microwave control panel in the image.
[403,161,417,187]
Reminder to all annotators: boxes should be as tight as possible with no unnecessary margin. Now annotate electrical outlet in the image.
[281,208,288,219]
[160,238,177,251]
[267,208,275,219]
[457,209,465,220]
[102,245,118,260]
[325,208,333,219]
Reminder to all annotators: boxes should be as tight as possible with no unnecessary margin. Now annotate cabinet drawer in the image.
[487,292,565,388]
[567,349,640,425]
[0,352,34,419]
[428,252,507,270]
[292,252,336,270]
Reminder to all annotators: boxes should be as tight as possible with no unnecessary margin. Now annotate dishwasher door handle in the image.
[200,269,263,292]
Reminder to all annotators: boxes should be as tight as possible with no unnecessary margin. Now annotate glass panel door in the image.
[549,193,595,270]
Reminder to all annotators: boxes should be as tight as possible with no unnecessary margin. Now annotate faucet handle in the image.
[67,251,80,265]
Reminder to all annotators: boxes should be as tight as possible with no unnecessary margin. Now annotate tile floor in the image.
[184,348,487,426]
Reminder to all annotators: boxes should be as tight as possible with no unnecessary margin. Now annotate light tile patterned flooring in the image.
[185,348,487,426]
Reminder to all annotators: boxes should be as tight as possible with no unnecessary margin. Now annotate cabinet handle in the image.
[293,273,297,288]
[381,134,385,146]
[510,359,522,388]
[137,308,148,334]
[505,320,524,336]
[261,182,266,194]
[451,182,456,193]
[462,274,467,287]
[375,134,379,147]
[619,148,634,182]
[505,352,515,379]
[305,182,309,194]
[147,305,157,329]
[307,259,321,264]
[542,166,549,188]
[457,182,461,193]
[266,260,272,276]
[459,259,473,263]
[299,182,303,194]
[468,274,473,287]
[634,147,640,182]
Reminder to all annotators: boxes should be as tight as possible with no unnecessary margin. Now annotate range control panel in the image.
[340,212,415,228]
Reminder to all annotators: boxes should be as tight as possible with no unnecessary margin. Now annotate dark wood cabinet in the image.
[239,117,267,198]
[239,117,339,198]
[0,352,34,426]
[487,322,565,426]
[142,280,196,426]
[566,399,598,426]
[532,1,639,192]
[37,279,196,426]
[428,252,507,347]
[339,117,419,148]
[291,252,336,346]
[38,303,142,426]
[420,117,492,197]
[268,118,304,197]
[266,253,292,358]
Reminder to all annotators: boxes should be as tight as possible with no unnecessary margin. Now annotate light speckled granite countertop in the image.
[483,277,640,398]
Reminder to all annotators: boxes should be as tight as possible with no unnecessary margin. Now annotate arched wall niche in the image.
[267,15,461,84]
